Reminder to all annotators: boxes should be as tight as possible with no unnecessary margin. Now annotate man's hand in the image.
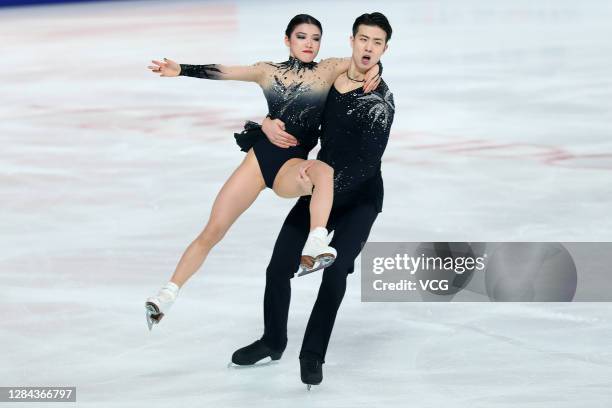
[261,117,299,148]
[148,58,181,77]
[363,63,381,93]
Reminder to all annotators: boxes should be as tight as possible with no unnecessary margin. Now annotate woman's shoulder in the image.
[317,57,347,68]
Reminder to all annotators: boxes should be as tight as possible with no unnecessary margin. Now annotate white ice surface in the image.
[1,0,611,407]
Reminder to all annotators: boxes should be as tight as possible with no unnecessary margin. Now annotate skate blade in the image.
[297,255,336,277]
[145,303,163,331]
[226,357,279,369]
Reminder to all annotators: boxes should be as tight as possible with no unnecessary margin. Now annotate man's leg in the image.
[232,198,310,365]
[300,202,379,362]
[260,197,311,351]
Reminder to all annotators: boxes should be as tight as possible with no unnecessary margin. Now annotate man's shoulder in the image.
[351,79,395,130]
[357,79,395,112]
[373,80,394,107]
[376,79,392,95]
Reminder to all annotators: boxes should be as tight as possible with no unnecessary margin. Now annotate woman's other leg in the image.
[169,149,266,287]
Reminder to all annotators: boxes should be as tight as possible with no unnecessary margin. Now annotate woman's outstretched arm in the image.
[148,58,268,84]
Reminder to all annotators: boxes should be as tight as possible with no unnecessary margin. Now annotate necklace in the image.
[346,70,365,83]
[276,56,317,75]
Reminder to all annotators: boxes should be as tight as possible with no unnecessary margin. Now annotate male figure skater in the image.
[232,12,395,388]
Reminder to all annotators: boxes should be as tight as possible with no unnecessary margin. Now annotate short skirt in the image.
[234,121,308,189]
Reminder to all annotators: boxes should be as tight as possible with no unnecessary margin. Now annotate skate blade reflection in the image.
[297,255,336,277]
[145,303,163,331]
[226,358,280,369]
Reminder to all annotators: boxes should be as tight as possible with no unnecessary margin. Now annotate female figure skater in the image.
[144,14,380,329]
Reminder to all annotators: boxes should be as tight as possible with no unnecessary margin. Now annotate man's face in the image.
[350,24,388,71]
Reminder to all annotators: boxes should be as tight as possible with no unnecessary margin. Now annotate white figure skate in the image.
[298,227,337,277]
[145,282,179,330]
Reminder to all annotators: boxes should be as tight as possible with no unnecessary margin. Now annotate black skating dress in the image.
[179,56,349,188]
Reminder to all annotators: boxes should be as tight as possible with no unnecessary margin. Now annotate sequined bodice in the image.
[261,57,331,152]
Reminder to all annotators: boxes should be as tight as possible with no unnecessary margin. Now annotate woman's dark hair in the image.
[352,12,392,42]
[285,14,323,38]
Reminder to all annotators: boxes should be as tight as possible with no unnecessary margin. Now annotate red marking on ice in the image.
[391,130,612,171]
[545,153,612,170]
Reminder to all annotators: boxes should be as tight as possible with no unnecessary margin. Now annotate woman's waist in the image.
[282,124,319,147]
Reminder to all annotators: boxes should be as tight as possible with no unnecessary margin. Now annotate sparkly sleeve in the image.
[179,62,267,82]
[353,90,395,185]
[179,64,224,80]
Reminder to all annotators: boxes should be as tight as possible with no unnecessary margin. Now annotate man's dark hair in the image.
[352,12,392,42]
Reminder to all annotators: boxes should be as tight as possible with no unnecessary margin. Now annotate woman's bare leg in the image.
[169,149,266,288]
[273,158,334,230]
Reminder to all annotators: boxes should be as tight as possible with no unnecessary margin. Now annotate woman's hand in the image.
[363,63,381,93]
[261,117,299,148]
[296,161,315,196]
[148,58,181,77]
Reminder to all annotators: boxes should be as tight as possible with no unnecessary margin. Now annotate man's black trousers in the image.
[260,196,379,363]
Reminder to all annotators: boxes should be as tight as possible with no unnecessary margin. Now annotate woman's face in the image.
[285,23,321,62]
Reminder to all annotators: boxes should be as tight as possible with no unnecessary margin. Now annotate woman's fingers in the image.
[372,76,381,90]
[300,161,316,174]
[149,60,167,74]
[297,166,314,194]
[363,74,380,93]
[299,163,313,177]
[297,169,309,183]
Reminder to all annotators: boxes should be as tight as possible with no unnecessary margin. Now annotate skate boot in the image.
[229,339,284,367]
[300,356,323,390]
[145,282,179,331]
[298,227,336,277]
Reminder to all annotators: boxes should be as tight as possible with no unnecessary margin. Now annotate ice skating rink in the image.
[2,0,611,406]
